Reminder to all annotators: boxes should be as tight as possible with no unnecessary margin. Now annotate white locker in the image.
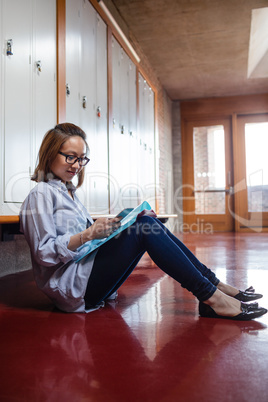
[109,37,122,212]
[33,0,57,162]
[0,1,2,198]
[79,0,96,211]
[110,37,138,213]
[81,0,95,133]
[119,48,131,207]
[138,73,156,209]
[1,0,56,211]
[93,14,109,213]
[128,59,138,207]
[66,0,109,214]
[83,8,108,214]
[65,0,81,126]
[3,0,32,204]
[147,85,156,209]
[138,74,146,197]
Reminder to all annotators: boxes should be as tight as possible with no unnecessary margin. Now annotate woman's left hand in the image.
[137,209,157,218]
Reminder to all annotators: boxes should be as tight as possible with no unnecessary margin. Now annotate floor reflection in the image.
[1,297,266,402]
[1,233,268,401]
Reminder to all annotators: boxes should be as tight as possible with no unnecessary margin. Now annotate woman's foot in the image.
[199,301,267,321]
[202,289,267,320]
[204,289,242,317]
[217,282,263,302]
[217,281,240,297]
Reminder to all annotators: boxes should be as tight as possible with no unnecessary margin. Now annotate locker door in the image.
[80,0,95,133]
[66,0,81,126]
[138,73,146,200]
[66,1,109,213]
[128,59,138,207]
[33,0,57,159]
[78,0,96,209]
[0,1,3,172]
[3,0,32,203]
[138,74,156,208]
[147,86,156,209]
[94,13,109,213]
[144,81,156,209]
[119,48,131,206]
[109,37,122,212]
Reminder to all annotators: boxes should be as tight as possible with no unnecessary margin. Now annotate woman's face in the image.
[50,136,87,183]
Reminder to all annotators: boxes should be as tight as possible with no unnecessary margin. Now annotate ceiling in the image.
[110,0,268,100]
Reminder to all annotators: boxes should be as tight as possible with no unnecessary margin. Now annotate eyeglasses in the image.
[58,151,90,166]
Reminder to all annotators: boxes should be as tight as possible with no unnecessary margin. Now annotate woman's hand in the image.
[137,209,157,218]
[86,218,121,240]
[67,218,121,251]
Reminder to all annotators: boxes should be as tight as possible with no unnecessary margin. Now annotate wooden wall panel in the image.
[181,94,268,120]
[57,0,66,123]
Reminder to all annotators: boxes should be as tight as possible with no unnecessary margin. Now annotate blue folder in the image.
[75,201,152,262]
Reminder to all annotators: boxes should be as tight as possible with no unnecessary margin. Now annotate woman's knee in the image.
[136,215,163,236]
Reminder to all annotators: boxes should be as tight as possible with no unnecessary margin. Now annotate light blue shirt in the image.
[20,179,99,313]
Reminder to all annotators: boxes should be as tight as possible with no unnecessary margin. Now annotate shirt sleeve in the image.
[20,188,80,267]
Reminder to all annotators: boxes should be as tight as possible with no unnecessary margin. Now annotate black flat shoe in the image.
[199,302,267,321]
[242,301,259,310]
[234,286,263,302]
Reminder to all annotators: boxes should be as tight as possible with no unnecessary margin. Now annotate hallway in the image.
[0,232,268,401]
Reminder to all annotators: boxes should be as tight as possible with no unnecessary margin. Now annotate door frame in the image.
[181,117,234,232]
[233,113,268,232]
[180,95,268,232]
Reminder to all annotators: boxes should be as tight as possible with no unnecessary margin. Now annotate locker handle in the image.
[82,96,87,109]
[36,60,42,73]
[6,39,13,56]
[66,83,71,96]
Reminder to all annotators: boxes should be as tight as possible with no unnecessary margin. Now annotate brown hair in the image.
[32,123,89,188]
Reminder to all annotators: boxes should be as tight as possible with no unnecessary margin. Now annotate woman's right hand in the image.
[68,217,121,251]
[86,217,121,240]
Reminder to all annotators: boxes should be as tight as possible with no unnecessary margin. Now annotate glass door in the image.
[235,114,268,231]
[182,118,234,232]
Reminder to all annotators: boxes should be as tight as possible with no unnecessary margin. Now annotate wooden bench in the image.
[0,216,20,224]
[91,214,177,224]
[0,216,20,241]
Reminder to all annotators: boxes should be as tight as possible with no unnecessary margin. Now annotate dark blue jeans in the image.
[84,216,219,308]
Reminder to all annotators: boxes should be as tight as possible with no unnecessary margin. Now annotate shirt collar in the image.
[48,178,77,194]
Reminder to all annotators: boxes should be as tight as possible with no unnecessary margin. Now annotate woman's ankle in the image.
[203,289,222,306]
[217,281,238,297]
[203,289,241,316]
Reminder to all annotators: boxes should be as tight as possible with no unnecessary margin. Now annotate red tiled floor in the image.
[0,233,268,401]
